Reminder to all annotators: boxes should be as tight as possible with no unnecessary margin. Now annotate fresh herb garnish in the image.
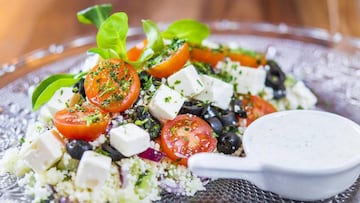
[93,12,129,60]
[78,4,210,69]
[86,13,158,68]
[162,19,210,44]
[19,137,25,144]
[31,72,87,111]
[77,4,112,28]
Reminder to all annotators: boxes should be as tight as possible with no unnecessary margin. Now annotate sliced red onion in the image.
[159,178,183,194]
[138,148,165,162]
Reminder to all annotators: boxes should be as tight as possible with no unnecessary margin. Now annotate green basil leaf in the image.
[32,74,74,108]
[77,4,112,28]
[162,19,210,44]
[88,47,119,59]
[142,19,164,54]
[32,73,86,111]
[96,12,129,60]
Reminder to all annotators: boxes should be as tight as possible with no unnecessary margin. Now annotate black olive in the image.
[206,117,223,135]
[231,99,247,118]
[180,101,204,116]
[265,60,287,100]
[66,139,92,160]
[265,60,286,88]
[217,132,241,154]
[202,105,219,119]
[144,118,161,140]
[101,143,125,161]
[73,78,86,98]
[273,87,286,99]
[219,111,238,127]
[134,105,151,120]
[133,105,161,139]
[139,71,153,90]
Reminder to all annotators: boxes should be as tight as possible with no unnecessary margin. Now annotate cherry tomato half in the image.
[242,95,277,126]
[146,41,190,78]
[190,46,225,68]
[160,114,217,166]
[228,52,266,68]
[127,39,147,61]
[54,103,110,141]
[84,58,140,113]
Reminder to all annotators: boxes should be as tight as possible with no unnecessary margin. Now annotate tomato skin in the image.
[84,58,140,113]
[242,95,277,126]
[147,42,190,78]
[190,47,225,67]
[228,53,266,68]
[160,114,217,166]
[127,40,147,61]
[190,44,266,68]
[53,103,110,141]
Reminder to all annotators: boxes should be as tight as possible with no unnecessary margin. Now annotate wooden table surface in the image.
[1,0,359,64]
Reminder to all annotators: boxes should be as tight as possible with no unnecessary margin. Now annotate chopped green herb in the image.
[95,148,110,156]
[164,96,172,103]
[135,170,150,186]
[20,137,25,144]
[84,113,102,125]
[135,119,149,126]
[196,79,203,87]
[170,126,177,135]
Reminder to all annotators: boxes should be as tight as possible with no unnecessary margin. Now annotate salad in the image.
[0,4,318,203]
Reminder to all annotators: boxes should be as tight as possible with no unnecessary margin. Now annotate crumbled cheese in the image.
[89,134,107,149]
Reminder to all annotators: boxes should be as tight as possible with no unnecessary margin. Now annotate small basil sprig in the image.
[32,72,87,111]
[78,4,210,69]
[162,19,210,44]
[77,4,112,29]
[142,19,164,53]
[95,12,128,59]
[88,13,161,68]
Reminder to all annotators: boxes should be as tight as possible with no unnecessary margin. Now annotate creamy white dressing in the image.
[244,110,360,171]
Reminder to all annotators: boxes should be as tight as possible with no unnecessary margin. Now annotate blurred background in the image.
[1,0,360,64]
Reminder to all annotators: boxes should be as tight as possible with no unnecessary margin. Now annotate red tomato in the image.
[190,47,225,67]
[127,39,147,61]
[53,103,110,141]
[84,58,140,113]
[147,42,190,78]
[160,114,217,166]
[242,95,277,126]
[228,52,266,68]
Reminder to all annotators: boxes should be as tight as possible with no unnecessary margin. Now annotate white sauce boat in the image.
[189,110,360,201]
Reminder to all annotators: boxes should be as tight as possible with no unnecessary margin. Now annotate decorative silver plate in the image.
[0,22,359,202]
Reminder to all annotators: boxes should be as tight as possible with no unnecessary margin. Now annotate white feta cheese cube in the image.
[167,65,204,97]
[148,84,185,121]
[193,75,234,110]
[38,106,53,124]
[288,81,317,109]
[234,66,266,94]
[75,151,111,188]
[110,123,150,157]
[46,87,74,116]
[217,61,266,95]
[22,130,64,173]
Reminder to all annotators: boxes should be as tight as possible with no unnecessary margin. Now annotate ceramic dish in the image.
[0,22,359,202]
